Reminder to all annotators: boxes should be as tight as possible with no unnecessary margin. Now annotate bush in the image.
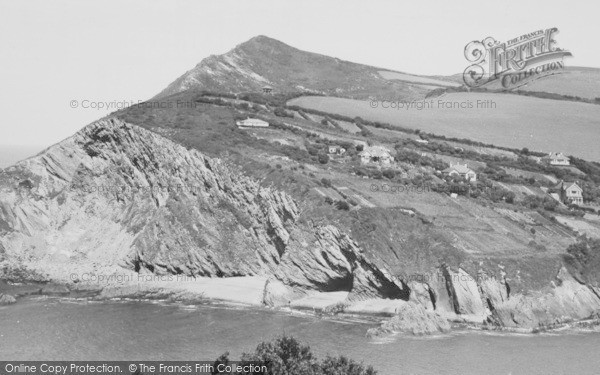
[320,178,332,187]
[213,336,377,375]
[318,153,330,164]
[564,236,600,285]
[274,107,294,118]
[335,200,350,210]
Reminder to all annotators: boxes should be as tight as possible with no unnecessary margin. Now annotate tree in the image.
[335,200,350,211]
[564,236,600,285]
[213,336,377,375]
[318,153,330,164]
[320,178,332,187]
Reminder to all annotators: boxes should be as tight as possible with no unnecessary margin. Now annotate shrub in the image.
[318,153,330,164]
[320,178,332,187]
[274,107,294,118]
[564,236,600,285]
[214,336,377,375]
[335,200,350,210]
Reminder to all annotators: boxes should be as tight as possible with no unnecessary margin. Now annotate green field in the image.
[378,70,460,87]
[288,93,600,162]
[513,67,600,100]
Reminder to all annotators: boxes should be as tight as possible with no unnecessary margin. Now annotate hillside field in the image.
[511,67,600,100]
[288,93,600,162]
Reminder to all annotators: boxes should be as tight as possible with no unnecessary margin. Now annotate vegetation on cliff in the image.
[213,336,376,375]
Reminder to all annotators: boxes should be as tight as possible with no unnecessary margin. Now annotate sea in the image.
[0,146,45,169]
[1,296,600,375]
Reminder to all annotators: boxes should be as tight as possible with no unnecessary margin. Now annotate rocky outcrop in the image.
[0,119,404,303]
[1,118,599,332]
[404,265,600,330]
[366,302,450,336]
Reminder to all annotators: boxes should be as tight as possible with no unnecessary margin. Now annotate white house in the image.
[554,180,583,205]
[359,146,393,165]
[543,152,570,166]
[328,145,346,155]
[443,163,477,181]
[236,118,269,128]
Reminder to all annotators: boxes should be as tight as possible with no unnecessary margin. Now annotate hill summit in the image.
[154,35,438,100]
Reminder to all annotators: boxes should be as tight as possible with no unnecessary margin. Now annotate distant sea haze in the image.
[0,145,45,168]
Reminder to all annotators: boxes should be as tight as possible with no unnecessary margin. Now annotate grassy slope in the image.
[157,36,444,102]
[497,67,600,100]
[288,93,600,162]
[378,71,460,87]
[112,92,592,293]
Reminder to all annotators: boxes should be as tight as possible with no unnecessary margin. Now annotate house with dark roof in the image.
[442,163,477,181]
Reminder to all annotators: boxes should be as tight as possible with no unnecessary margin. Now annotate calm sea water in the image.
[1,296,600,375]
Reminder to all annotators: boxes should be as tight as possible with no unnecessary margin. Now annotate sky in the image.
[0,0,599,149]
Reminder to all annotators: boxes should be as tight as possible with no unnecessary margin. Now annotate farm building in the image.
[359,146,393,165]
[443,163,477,181]
[236,118,269,128]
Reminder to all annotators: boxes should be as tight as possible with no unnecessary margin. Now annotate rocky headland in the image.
[1,119,599,335]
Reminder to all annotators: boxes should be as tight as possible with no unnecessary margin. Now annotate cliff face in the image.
[0,119,404,300]
[1,118,598,331]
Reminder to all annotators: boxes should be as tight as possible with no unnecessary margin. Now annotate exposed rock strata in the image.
[0,119,402,301]
[1,119,599,332]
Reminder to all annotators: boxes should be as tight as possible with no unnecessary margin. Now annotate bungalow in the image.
[443,163,477,181]
[359,146,394,165]
[542,152,570,166]
[236,118,269,128]
[554,180,583,205]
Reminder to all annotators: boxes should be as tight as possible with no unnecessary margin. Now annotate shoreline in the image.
[2,276,600,336]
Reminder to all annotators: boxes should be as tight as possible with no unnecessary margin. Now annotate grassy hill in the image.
[154,35,456,101]
[480,67,600,101]
[112,89,600,295]
[288,93,600,162]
